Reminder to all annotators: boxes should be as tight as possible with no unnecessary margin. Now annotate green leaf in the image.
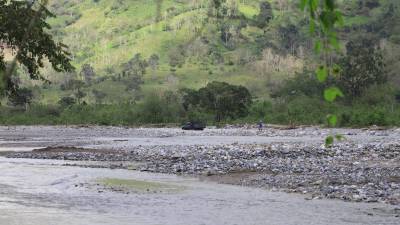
[324,0,335,10]
[319,11,332,31]
[324,87,343,102]
[335,10,344,27]
[314,40,322,53]
[300,0,308,10]
[332,64,341,76]
[316,65,328,82]
[310,0,319,12]
[327,114,337,127]
[309,20,316,33]
[325,136,334,147]
[329,35,340,51]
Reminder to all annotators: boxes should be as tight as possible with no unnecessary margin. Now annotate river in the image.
[0,126,399,225]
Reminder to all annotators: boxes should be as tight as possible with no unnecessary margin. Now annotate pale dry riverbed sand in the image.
[0,126,399,225]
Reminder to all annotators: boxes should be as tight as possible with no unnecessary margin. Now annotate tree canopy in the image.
[257,1,273,28]
[182,81,252,122]
[338,38,386,98]
[80,64,95,85]
[0,0,73,94]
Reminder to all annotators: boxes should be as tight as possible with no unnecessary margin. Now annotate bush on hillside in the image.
[58,97,76,108]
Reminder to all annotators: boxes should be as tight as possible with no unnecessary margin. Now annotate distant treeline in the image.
[1,95,399,127]
[1,81,399,127]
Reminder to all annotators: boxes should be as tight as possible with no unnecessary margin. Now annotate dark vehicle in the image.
[182,122,206,131]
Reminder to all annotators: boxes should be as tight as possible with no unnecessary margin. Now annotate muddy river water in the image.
[1,158,399,225]
[0,126,399,225]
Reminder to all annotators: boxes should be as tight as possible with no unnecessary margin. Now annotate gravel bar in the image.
[3,126,400,205]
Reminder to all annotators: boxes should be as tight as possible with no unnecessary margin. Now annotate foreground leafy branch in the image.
[0,0,73,95]
[300,0,344,146]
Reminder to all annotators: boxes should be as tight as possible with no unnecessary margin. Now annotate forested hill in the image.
[30,0,400,103]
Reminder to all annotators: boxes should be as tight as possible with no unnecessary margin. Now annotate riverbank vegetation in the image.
[1,79,399,127]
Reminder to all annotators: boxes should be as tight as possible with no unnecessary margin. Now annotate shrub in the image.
[58,97,76,108]
[248,100,273,121]
[181,81,252,122]
[271,70,325,100]
[136,92,184,124]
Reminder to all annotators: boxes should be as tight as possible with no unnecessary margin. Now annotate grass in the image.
[239,4,259,19]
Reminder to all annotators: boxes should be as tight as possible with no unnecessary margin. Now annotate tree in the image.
[138,93,165,123]
[338,38,387,98]
[0,0,73,95]
[122,54,147,99]
[92,89,107,104]
[80,64,95,85]
[256,1,273,28]
[125,75,144,92]
[148,54,160,71]
[148,54,160,79]
[278,24,300,55]
[168,46,186,72]
[69,79,85,91]
[7,87,33,110]
[208,0,225,17]
[74,89,86,105]
[219,22,238,49]
[68,79,85,104]
[271,69,326,100]
[122,53,148,77]
[58,96,76,108]
[181,88,201,111]
[182,81,252,122]
[60,71,78,90]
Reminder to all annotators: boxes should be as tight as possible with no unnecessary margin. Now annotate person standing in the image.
[257,120,263,131]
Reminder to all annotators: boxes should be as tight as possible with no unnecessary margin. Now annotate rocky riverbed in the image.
[3,126,400,206]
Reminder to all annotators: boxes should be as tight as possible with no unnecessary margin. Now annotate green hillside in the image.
[1,0,400,126]
[21,0,400,105]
